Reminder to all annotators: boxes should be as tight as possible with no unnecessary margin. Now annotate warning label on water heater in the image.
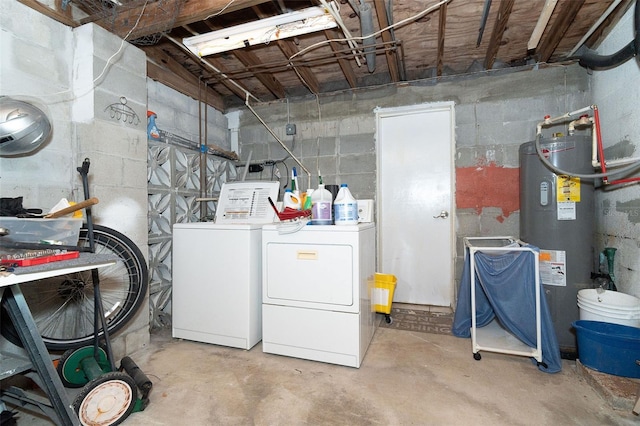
[556,176,580,220]
[557,175,580,202]
[539,249,566,287]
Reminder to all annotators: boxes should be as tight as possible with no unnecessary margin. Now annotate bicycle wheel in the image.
[1,224,148,350]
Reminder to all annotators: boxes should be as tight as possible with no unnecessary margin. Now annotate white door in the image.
[375,102,455,306]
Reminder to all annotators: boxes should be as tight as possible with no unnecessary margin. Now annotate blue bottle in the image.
[147,111,160,140]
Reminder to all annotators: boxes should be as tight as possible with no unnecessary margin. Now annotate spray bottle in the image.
[147,111,160,140]
[303,189,314,210]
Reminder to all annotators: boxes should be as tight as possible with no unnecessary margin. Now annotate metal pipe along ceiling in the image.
[360,2,376,72]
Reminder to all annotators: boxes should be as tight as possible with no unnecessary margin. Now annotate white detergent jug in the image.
[334,184,358,225]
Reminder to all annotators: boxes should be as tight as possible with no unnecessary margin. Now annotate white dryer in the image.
[261,223,376,367]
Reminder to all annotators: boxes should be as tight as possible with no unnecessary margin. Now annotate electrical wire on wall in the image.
[276,160,290,191]
[17,0,151,106]
[205,0,238,20]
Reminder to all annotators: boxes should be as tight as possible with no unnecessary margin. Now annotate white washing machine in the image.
[172,181,279,350]
[261,223,376,367]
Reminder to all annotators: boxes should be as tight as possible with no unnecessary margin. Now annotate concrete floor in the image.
[6,321,639,425]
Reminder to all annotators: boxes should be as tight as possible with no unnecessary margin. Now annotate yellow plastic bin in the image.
[373,273,397,324]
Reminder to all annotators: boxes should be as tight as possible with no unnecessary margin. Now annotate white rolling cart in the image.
[464,237,544,367]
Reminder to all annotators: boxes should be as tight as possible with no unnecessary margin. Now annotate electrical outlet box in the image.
[286,123,296,135]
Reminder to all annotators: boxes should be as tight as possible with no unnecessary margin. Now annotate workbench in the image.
[0,253,116,426]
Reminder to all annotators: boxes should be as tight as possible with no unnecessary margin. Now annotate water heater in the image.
[519,135,595,357]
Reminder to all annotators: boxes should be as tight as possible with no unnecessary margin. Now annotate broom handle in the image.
[44,197,99,218]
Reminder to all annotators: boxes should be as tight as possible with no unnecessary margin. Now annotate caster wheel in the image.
[73,371,137,426]
[473,352,482,361]
[385,315,393,324]
[57,346,110,388]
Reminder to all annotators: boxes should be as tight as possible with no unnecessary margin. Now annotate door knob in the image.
[433,210,449,219]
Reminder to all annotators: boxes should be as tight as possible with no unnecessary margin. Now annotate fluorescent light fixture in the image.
[183,4,338,57]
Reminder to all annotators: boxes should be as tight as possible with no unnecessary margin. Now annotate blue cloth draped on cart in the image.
[452,246,562,373]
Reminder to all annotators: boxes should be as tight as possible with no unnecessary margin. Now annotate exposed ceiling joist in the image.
[437,3,447,76]
[527,0,559,51]
[235,49,287,98]
[373,0,400,82]
[18,0,77,26]
[325,28,358,89]
[18,0,627,112]
[484,0,515,70]
[537,0,585,63]
[278,40,322,94]
[145,46,224,111]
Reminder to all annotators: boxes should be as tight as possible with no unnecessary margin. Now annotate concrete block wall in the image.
[0,1,76,207]
[235,64,590,291]
[72,23,150,357]
[1,2,150,357]
[590,5,640,299]
[239,99,377,199]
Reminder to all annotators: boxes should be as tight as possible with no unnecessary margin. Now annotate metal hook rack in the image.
[104,96,140,125]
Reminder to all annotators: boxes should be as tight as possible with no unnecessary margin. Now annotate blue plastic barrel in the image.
[572,320,640,378]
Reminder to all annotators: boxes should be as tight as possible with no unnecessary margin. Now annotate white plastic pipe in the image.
[535,105,640,179]
[536,105,595,134]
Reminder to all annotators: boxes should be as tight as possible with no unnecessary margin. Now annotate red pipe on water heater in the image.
[593,106,608,184]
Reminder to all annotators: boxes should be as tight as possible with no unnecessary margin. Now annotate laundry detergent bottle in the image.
[333,184,358,225]
[283,188,301,210]
[311,184,333,225]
